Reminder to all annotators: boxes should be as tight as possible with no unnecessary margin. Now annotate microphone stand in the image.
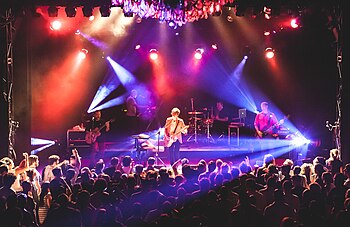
[155,130,165,166]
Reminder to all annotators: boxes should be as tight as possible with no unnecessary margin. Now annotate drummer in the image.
[211,101,230,140]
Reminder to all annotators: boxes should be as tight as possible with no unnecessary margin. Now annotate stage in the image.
[75,139,293,170]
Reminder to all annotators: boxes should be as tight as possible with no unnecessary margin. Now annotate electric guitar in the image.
[257,115,290,138]
[85,119,115,144]
[164,125,189,147]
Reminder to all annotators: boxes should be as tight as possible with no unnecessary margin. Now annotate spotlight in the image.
[65,6,77,17]
[136,17,142,23]
[290,18,300,29]
[194,48,204,60]
[50,20,62,30]
[82,6,93,17]
[211,44,218,50]
[263,6,272,19]
[227,15,234,22]
[149,49,158,60]
[263,30,271,36]
[48,6,58,17]
[99,5,111,17]
[265,47,275,59]
[78,49,89,60]
[135,44,141,50]
[210,3,222,16]
[168,20,177,29]
[242,45,251,59]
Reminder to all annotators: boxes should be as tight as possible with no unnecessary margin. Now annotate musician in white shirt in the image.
[164,107,188,166]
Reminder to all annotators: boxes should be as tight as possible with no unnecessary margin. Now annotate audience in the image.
[0,146,349,227]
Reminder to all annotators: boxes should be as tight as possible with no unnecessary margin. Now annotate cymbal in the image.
[189,117,202,120]
[188,111,203,115]
[131,134,150,139]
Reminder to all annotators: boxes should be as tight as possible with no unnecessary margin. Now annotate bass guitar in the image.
[164,125,189,147]
[85,119,114,144]
[257,115,290,138]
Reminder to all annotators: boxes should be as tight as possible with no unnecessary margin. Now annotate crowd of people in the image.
[0,146,349,227]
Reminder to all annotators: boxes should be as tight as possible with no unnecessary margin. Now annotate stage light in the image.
[210,3,222,16]
[168,20,177,29]
[242,46,251,59]
[227,15,234,22]
[211,44,218,50]
[290,18,300,28]
[194,48,204,60]
[65,6,77,17]
[136,17,142,23]
[264,30,271,36]
[135,44,141,50]
[263,6,272,19]
[149,49,158,60]
[265,47,275,59]
[50,20,62,30]
[78,49,89,60]
[48,6,58,17]
[100,5,111,17]
[83,6,94,17]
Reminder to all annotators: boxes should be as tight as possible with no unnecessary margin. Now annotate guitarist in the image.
[85,110,110,167]
[254,102,280,139]
[164,107,188,166]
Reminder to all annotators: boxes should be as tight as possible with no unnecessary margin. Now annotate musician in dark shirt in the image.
[211,101,230,141]
[85,110,110,167]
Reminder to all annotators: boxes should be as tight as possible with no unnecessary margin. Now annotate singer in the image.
[164,107,188,165]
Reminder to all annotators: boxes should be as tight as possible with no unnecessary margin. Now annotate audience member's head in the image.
[48,155,60,166]
[313,156,326,167]
[122,156,132,167]
[1,157,14,170]
[52,167,63,177]
[293,166,301,175]
[110,157,119,167]
[263,154,275,168]
[344,163,350,177]
[274,189,284,202]
[28,154,39,168]
[134,164,144,175]
[93,178,107,192]
[95,159,105,173]
[147,157,156,166]
[239,161,252,175]
[207,160,216,173]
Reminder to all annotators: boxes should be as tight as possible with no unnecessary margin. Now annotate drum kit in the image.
[187,108,215,143]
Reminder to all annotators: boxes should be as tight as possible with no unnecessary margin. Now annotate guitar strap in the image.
[267,113,271,129]
[260,113,271,132]
[173,120,179,134]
